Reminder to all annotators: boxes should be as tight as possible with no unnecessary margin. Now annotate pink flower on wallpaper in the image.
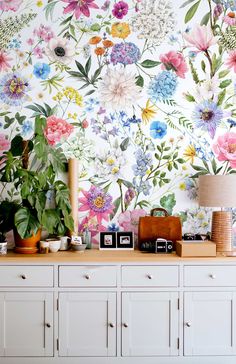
[0,0,22,11]
[225,51,236,72]
[0,133,10,156]
[118,209,146,236]
[33,24,54,43]
[0,50,12,72]
[213,132,236,168]
[0,133,10,170]
[62,0,99,19]
[183,25,218,52]
[44,116,74,146]
[78,216,107,244]
[223,12,236,26]
[79,186,114,225]
[112,1,128,19]
[160,51,188,79]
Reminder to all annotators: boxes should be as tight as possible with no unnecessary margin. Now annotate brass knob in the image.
[21,275,26,280]
[186,322,191,327]
[147,274,153,280]
[85,274,90,280]
[123,323,128,328]
[109,323,114,328]
[46,323,51,328]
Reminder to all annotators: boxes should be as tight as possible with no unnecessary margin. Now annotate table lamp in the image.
[198,175,236,255]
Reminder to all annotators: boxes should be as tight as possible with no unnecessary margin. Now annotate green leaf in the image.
[110,197,121,219]
[219,79,232,88]
[75,61,87,77]
[135,75,144,87]
[185,0,201,23]
[201,60,206,72]
[14,207,40,238]
[211,158,217,174]
[120,137,130,151]
[217,89,226,106]
[64,212,74,232]
[180,0,197,8]
[42,209,60,234]
[218,69,230,78]
[85,56,92,74]
[10,136,23,156]
[90,23,101,31]
[200,12,210,26]
[140,60,161,68]
[160,193,176,215]
[44,0,59,21]
[184,93,195,102]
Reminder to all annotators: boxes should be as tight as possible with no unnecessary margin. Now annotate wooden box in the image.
[176,240,216,257]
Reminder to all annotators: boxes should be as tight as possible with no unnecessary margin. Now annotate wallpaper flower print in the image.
[1,0,236,243]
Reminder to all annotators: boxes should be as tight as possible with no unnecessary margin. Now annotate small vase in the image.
[83,229,92,249]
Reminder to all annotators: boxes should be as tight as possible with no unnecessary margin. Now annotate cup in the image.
[39,241,49,254]
[60,236,70,251]
[49,240,61,253]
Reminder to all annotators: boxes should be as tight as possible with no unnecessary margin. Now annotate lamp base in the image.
[211,211,233,253]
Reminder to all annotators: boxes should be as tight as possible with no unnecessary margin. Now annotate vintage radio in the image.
[140,238,173,253]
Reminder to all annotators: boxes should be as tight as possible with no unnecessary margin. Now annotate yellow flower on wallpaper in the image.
[183,144,196,164]
[111,22,131,39]
[141,99,157,124]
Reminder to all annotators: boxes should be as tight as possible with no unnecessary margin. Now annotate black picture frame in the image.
[116,232,134,250]
[99,232,116,250]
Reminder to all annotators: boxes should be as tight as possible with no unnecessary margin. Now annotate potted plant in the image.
[0,115,74,253]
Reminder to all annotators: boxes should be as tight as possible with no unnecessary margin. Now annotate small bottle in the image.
[83,228,92,249]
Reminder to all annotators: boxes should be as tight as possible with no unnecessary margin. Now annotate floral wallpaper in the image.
[1,0,236,244]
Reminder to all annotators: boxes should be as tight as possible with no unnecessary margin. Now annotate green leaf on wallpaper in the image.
[121,179,133,188]
[60,15,73,26]
[85,57,92,74]
[184,93,195,102]
[75,61,87,76]
[160,193,176,215]
[90,23,101,31]
[184,0,201,23]
[44,1,59,21]
[136,200,150,208]
[211,159,217,174]
[85,89,95,96]
[217,89,226,106]
[140,60,161,68]
[110,197,121,219]
[218,69,230,78]
[135,75,144,87]
[219,79,231,88]
[120,137,130,151]
[201,60,206,72]
[200,12,210,26]
[180,0,197,8]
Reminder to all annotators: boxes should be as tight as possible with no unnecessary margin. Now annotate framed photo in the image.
[117,232,134,250]
[99,232,116,250]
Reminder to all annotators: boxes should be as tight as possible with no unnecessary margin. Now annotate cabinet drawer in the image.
[121,265,179,287]
[0,266,53,287]
[59,266,117,287]
[184,265,236,286]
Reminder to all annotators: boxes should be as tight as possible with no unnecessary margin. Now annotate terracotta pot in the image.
[14,229,41,254]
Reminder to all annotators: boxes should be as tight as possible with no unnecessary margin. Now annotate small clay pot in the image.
[14,229,41,254]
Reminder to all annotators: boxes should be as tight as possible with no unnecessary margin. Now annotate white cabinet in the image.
[59,292,116,356]
[122,292,179,356]
[184,291,236,356]
[0,292,53,357]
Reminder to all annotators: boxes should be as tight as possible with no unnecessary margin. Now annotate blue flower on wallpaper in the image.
[85,98,99,112]
[0,73,30,106]
[33,63,50,80]
[227,118,236,128]
[123,115,141,127]
[21,120,34,138]
[132,149,152,177]
[148,71,177,102]
[110,42,141,65]
[107,222,120,232]
[150,120,167,139]
[133,178,152,196]
[192,100,223,139]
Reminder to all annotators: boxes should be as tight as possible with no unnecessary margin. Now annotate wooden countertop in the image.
[0,249,236,263]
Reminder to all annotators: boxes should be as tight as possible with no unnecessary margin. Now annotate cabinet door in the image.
[59,292,116,356]
[184,292,236,356]
[0,292,53,357]
[122,292,179,356]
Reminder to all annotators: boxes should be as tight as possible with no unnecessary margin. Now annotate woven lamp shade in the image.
[198,175,236,254]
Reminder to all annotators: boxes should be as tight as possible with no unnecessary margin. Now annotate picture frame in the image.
[99,232,116,250]
[116,232,134,250]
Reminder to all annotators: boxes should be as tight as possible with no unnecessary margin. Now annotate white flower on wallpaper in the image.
[1,0,236,243]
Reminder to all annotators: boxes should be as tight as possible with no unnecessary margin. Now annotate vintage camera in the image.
[140,238,173,253]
